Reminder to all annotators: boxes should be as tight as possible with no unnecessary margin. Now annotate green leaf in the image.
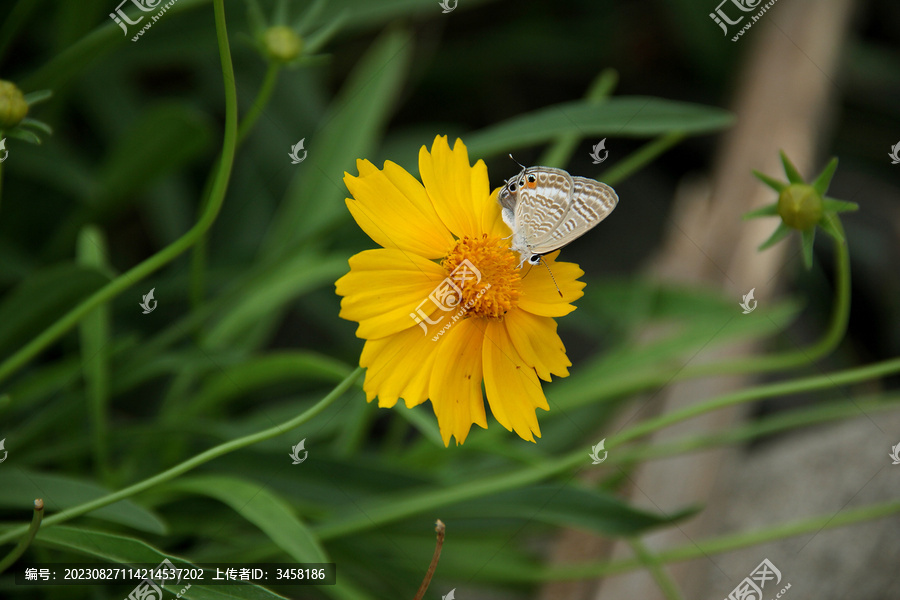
[758,222,791,250]
[812,157,838,196]
[185,351,353,416]
[34,526,287,600]
[95,103,213,210]
[801,227,816,269]
[465,97,734,158]
[779,150,805,184]
[0,263,108,359]
[204,253,349,349]
[18,117,53,135]
[751,170,786,193]
[823,197,859,213]
[5,127,41,144]
[742,202,779,220]
[166,475,328,563]
[0,471,166,534]
[441,485,698,536]
[261,27,412,259]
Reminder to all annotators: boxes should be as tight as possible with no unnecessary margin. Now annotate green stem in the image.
[237,61,280,145]
[683,218,850,378]
[628,538,684,600]
[599,131,686,187]
[540,499,900,581]
[0,499,44,574]
[190,61,280,309]
[0,0,238,388]
[313,357,900,540]
[0,367,362,547]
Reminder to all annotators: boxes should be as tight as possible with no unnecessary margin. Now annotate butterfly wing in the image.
[512,168,574,249]
[528,176,617,254]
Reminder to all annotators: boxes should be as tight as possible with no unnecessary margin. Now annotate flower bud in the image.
[263,26,303,62]
[0,81,28,129]
[777,184,823,230]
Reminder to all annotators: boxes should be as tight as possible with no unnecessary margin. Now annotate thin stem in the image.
[237,61,280,145]
[599,131,686,187]
[539,499,900,581]
[0,0,239,387]
[682,217,850,378]
[0,367,362,547]
[314,357,900,540]
[0,499,44,574]
[413,520,446,600]
[628,538,684,600]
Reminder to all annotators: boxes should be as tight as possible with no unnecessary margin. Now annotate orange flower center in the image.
[442,234,520,319]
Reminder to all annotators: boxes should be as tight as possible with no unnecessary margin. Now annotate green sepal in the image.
[743,202,779,220]
[759,222,791,251]
[812,157,838,196]
[818,213,844,243]
[823,197,858,213]
[752,170,787,193]
[780,150,805,184]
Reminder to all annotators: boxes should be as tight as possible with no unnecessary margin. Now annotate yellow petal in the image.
[482,187,510,238]
[428,318,488,446]
[344,159,455,259]
[482,320,550,442]
[419,136,482,239]
[336,249,447,339]
[517,252,585,317]
[359,325,438,409]
[504,310,571,381]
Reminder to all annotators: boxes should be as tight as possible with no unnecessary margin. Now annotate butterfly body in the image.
[498,166,618,267]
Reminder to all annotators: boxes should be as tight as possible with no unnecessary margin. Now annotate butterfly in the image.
[497,163,618,268]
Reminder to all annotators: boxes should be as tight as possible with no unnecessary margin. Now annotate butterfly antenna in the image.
[508,153,526,170]
[538,257,563,297]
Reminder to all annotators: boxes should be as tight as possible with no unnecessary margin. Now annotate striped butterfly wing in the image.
[528,176,618,255]
[512,168,574,249]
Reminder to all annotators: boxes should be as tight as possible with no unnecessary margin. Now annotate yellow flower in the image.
[335,136,584,445]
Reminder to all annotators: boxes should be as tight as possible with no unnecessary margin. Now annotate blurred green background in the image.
[0,0,899,598]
